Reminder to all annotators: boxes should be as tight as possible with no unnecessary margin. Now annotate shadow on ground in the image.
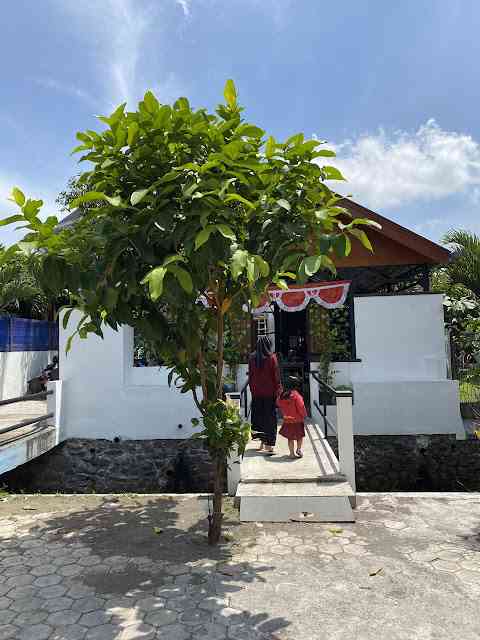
[3,495,290,640]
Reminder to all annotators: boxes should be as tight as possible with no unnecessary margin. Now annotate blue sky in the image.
[2,0,480,246]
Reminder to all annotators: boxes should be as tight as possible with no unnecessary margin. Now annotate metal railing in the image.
[310,370,338,438]
[0,390,54,441]
[240,381,250,419]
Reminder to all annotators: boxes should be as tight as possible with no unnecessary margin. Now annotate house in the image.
[2,198,465,494]
[57,198,462,443]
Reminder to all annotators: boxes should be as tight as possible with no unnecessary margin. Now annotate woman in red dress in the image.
[248,336,282,454]
[277,379,307,458]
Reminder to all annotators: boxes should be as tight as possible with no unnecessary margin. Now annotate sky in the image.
[1,0,480,246]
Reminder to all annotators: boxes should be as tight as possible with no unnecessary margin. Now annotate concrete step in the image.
[237,480,355,523]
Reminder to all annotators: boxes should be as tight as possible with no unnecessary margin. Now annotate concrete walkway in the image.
[0,493,479,639]
[242,423,340,483]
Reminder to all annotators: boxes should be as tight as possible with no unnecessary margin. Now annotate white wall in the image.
[0,351,56,400]
[309,294,463,437]
[60,311,200,439]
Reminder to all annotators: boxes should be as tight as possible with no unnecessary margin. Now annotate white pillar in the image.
[336,391,356,497]
[227,446,242,496]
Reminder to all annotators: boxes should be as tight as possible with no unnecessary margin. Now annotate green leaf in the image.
[350,228,373,252]
[246,256,256,283]
[313,149,336,158]
[105,195,122,207]
[70,191,105,207]
[154,105,171,128]
[101,158,116,169]
[265,136,276,158]
[231,249,248,280]
[237,124,264,138]
[323,166,346,181]
[65,334,75,355]
[0,214,24,227]
[62,307,75,330]
[254,255,270,277]
[127,122,139,146]
[131,189,149,206]
[224,194,255,209]
[162,254,186,267]
[194,227,214,250]
[23,199,43,217]
[224,79,237,108]
[141,266,167,301]
[277,199,291,211]
[216,224,236,241]
[10,187,25,207]
[168,265,193,294]
[144,90,159,114]
[303,256,322,276]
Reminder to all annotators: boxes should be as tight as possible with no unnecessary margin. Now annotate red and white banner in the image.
[254,281,350,314]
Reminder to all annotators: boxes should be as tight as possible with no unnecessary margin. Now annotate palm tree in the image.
[443,229,480,298]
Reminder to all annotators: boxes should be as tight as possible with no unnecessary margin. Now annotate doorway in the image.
[274,307,311,412]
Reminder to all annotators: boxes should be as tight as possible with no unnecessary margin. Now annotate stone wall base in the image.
[1,438,216,494]
[328,434,480,492]
[3,434,479,494]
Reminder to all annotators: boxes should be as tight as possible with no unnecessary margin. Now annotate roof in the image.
[336,198,450,267]
[56,209,83,230]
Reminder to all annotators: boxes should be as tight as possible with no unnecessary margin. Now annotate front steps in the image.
[235,422,355,523]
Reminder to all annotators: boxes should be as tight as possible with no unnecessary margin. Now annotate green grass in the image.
[459,382,480,403]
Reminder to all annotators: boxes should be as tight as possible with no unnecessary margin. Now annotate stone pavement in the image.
[0,492,480,639]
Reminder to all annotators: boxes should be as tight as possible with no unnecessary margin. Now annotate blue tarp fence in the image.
[0,317,58,352]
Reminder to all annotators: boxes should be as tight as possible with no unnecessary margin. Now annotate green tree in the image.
[0,246,48,318]
[0,81,376,543]
[56,175,101,214]
[443,229,480,297]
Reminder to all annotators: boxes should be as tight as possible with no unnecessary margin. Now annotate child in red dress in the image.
[277,380,307,459]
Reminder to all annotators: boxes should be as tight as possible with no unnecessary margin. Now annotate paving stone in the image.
[118,622,156,639]
[213,607,246,626]
[34,574,62,587]
[7,585,38,600]
[58,564,83,577]
[30,564,56,577]
[193,622,227,639]
[0,588,8,599]
[10,596,43,613]
[85,625,117,640]
[145,609,178,627]
[198,596,229,611]
[0,625,18,640]
[67,584,96,599]
[47,609,83,626]
[50,624,87,640]
[0,600,10,612]
[72,597,106,614]
[136,596,166,611]
[18,624,52,640]
[180,607,212,626]
[2,565,29,578]
[165,564,190,577]
[158,623,192,640]
[80,610,112,628]
[41,584,68,599]
[166,596,191,612]
[227,624,262,640]
[5,574,34,589]
[0,612,15,626]
[14,610,49,626]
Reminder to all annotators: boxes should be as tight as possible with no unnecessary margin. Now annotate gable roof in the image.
[337,198,450,267]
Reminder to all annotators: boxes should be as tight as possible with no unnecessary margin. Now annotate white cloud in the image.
[176,0,191,17]
[57,0,152,109]
[327,119,480,209]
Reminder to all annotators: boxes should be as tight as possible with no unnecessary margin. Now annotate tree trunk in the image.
[208,453,225,545]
